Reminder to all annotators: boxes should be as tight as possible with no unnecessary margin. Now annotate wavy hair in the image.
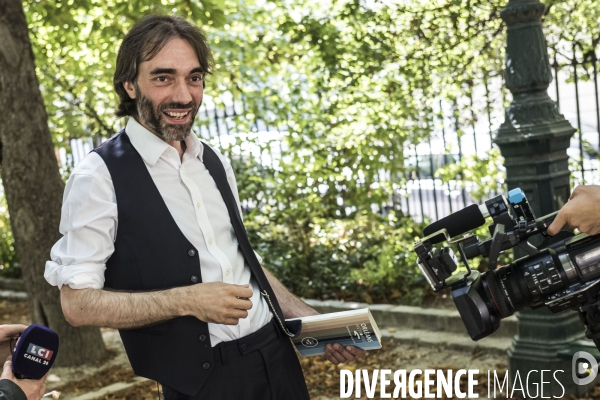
[113,15,214,117]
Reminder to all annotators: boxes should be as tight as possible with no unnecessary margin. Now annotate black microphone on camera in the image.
[423,204,489,244]
[11,324,59,379]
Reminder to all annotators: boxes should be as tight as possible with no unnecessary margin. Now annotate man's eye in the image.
[155,76,168,82]
[191,75,204,82]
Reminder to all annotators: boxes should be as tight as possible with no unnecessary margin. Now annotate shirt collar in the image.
[183,127,205,162]
[125,117,204,166]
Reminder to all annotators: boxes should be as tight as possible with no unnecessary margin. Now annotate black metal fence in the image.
[552,45,600,187]
[64,44,600,225]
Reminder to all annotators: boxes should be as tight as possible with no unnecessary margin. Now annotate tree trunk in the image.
[0,0,106,366]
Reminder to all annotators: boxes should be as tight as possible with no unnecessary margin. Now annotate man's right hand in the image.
[1,357,46,400]
[183,282,254,325]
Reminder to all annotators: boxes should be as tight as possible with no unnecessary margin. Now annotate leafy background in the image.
[1,0,599,304]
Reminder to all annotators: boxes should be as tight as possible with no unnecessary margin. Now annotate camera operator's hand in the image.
[0,325,27,362]
[1,356,46,400]
[548,185,600,236]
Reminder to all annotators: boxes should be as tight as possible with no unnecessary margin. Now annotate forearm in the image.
[263,268,319,319]
[60,285,185,329]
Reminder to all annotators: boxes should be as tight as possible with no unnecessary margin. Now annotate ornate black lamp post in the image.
[495,0,596,396]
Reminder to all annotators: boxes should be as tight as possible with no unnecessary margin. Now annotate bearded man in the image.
[44,15,364,400]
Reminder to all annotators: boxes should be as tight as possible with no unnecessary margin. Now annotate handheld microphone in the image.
[423,204,488,244]
[12,324,59,379]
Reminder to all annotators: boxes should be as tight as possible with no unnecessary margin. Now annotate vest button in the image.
[240,343,247,351]
[188,249,196,257]
[190,275,199,284]
[198,334,206,341]
[203,362,210,370]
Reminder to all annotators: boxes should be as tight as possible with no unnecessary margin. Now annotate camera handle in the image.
[488,223,506,269]
[487,223,539,270]
[578,300,600,351]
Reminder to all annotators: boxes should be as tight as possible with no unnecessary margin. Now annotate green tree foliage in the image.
[545,0,600,55]
[25,0,225,143]
[6,0,599,304]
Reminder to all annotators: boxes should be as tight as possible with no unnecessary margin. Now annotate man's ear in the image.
[123,82,136,99]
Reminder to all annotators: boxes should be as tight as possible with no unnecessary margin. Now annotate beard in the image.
[134,85,199,142]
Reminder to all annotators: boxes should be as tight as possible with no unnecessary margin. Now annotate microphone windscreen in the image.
[12,324,59,379]
[423,204,487,244]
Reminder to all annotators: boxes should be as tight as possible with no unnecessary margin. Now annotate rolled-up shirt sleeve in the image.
[44,153,117,290]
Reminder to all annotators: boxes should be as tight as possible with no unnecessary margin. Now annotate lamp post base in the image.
[507,308,597,397]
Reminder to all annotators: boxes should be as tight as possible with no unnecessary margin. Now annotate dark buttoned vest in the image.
[93,130,300,396]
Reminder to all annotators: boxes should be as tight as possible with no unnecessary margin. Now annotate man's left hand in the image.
[1,356,47,400]
[324,343,367,365]
[0,325,27,362]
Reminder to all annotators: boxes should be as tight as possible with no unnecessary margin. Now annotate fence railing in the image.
[61,44,600,225]
[552,45,600,187]
[390,45,600,223]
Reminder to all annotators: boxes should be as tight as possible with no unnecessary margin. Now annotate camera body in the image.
[414,188,600,341]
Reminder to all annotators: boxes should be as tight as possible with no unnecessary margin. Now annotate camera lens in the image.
[482,271,512,318]
[479,249,568,322]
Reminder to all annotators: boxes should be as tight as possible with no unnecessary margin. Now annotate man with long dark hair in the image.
[45,15,364,399]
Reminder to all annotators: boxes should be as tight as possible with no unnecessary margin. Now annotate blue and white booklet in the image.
[286,308,382,357]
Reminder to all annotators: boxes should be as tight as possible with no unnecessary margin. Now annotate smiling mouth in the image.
[163,111,191,120]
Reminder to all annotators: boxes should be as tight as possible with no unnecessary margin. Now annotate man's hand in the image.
[548,185,600,236]
[183,282,254,325]
[1,357,46,400]
[324,344,367,365]
[0,325,27,362]
[261,267,367,364]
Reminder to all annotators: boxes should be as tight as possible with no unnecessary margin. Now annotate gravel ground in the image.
[1,298,599,400]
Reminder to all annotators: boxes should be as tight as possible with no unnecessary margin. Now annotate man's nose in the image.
[171,79,193,104]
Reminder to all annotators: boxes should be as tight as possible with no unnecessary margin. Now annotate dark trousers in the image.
[162,320,310,400]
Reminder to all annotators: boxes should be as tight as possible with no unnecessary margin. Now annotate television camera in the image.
[414,188,600,349]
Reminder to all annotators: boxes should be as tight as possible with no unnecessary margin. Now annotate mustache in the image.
[158,101,196,111]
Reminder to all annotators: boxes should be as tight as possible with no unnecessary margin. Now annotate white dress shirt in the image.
[45,117,272,346]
